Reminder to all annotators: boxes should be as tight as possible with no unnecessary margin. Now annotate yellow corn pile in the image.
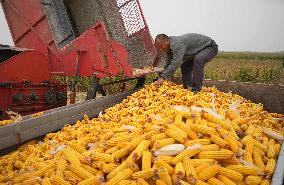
[0,81,283,185]
[0,119,13,126]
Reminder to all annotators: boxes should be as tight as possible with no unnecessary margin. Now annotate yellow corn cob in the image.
[153,138,175,150]
[118,180,132,185]
[218,167,243,182]
[43,168,56,177]
[254,146,265,156]
[167,125,188,138]
[191,159,216,166]
[106,168,133,185]
[262,136,269,145]
[94,161,107,170]
[56,158,67,178]
[69,142,86,154]
[206,122,220,129]
[260,179,270,185]
[112,148,132,160]
[244,138,254,163]
[196,180,209,185]
[174,162,185,179]
[132,168,155,179]
[79,156,92,165]
[203,113,231,130]
[91,152,114,163]
[265,159,276,175]
[157,169,172,185]
[128,140,151,162]
[126,160,140,172]
[169,175,178,185]
[253,150,265,170]
[224,136,240,153]
[274,143,281,155]
[252,126,262,138]
[100,131,115,140]
[245,125,256,135]
[105,147,119,154]
[242,135,252,143]
[245,176,262,185]
[144,130,158,140]
[195,164,210,174]
[157,156,174,164]
[252,139,267,153]
[35,162,56,177]
[151,133,168,143]
[183,157,197,184]
[142,151,152,170]
[42,178,52,185]
[197,165,219,181]
[198,150,233,160]
[96,170,104,177]
[207,177,224,185]
[188,123,216,135]
[244,137,254,157]
[217,175,236,185]
[174,119,198,139]
[155,159,174,175]
[69,165,95,179]
[52,176,71,185]
[107,161,128,180]
[226,165,260,176]
[267,141,276,158]
[137,178,150,185]
[221,156,240,165]
[128,135,145,150]
[81,164,98,175]
[102,163,119,173]
[172,148,201,165]
[62,147,81,166]
[165,129,187,143]
[77,175,104,185]
[64,170,82,181]
[217,128,235,139]
[209,134,228,148]
[108,137,131,146]
[243,152,253,164]
[201,144,220,151]
[156,179,167,185]
[22,177,41,185]
[185,139,211,147]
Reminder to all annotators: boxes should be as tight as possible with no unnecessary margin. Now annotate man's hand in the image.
[155,78,165,86]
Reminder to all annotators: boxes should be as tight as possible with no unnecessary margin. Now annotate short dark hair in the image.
[155,34,169,42]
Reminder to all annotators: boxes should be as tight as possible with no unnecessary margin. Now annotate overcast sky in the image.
[1,0,284,52]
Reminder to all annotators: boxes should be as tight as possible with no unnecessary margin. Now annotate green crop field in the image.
[204,52,284,84]
[56,51,284,97]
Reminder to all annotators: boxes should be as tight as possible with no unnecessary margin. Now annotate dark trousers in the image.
[181,44,218,91]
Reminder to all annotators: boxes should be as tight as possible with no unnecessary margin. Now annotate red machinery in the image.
[0,0,158,120]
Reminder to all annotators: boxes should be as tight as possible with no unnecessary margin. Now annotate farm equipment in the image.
[0,0,160,120]
[1,1,284,184]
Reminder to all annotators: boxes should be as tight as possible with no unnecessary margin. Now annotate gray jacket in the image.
[161,33,216,79]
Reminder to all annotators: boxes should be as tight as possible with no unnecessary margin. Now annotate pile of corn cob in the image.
[0,120,13,127]
[0,81,283,185]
